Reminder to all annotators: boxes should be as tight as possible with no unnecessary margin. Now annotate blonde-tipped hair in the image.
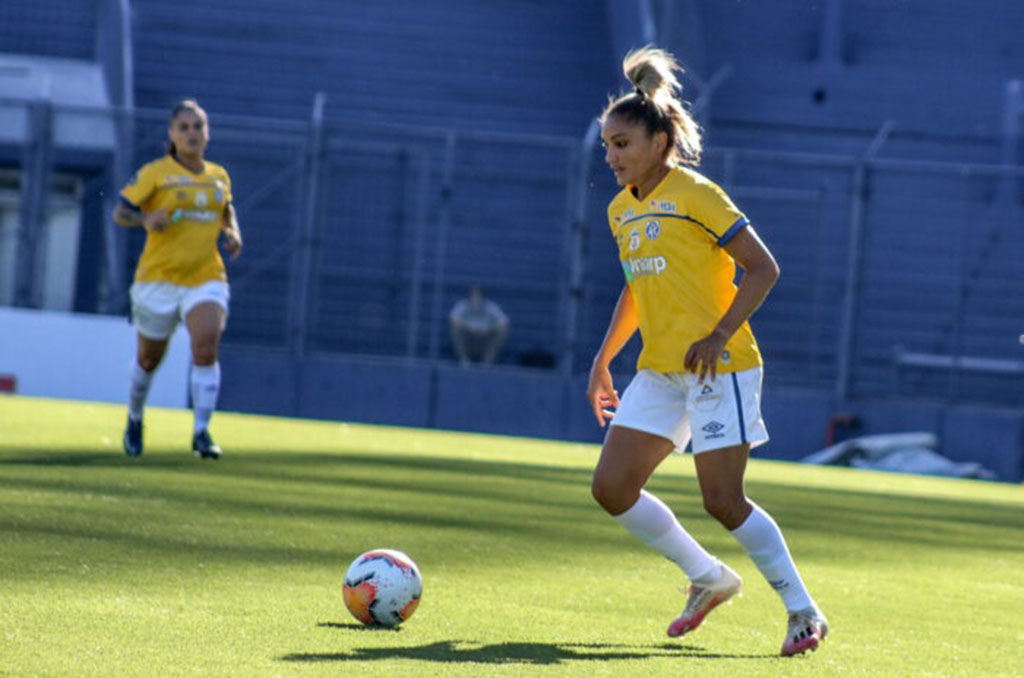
[602,46,702,166]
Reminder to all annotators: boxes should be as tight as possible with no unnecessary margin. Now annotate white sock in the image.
[730,502,814,612]
[613,490,720,582]
[190,362,220,434]
[128,362,154,422]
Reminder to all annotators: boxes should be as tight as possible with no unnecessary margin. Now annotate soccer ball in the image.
[342,549,422,627]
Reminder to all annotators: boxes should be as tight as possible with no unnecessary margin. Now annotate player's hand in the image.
[222,227,243,260]
[684,328,729,383]
[143,209,169,232]
[587,362,619,427]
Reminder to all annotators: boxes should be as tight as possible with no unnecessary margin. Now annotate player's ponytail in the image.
[166,98,205,156]
[602,46,702,167]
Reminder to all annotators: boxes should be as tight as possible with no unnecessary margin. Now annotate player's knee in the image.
[137,354,162,372]
[702,490,743,526]
[191,342,218,366]
[591,474,633,514]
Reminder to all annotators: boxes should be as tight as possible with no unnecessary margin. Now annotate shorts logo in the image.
[694,382,722,412]
[628,229,641,252]
[645,221,660,240]
[702,420,726,439]
[721,350,731,364]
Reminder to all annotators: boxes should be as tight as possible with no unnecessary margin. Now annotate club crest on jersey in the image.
[214,186,225,203]
[628,229,641,252]
[195,190,208,208]
[645,220,661,240]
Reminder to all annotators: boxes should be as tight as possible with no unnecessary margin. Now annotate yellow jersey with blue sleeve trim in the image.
[607,166,763,374]
[120,155,232,286]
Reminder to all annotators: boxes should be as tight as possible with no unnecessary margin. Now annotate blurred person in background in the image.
[449,285,508,366]
[586,47,827,656]
[113,99,242,460]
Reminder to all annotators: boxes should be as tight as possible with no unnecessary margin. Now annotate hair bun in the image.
[623,46,681,100]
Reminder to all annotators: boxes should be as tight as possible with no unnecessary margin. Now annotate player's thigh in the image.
[693,443,750,499]
[184,302,226,344]
[593,425,676,496]
[183,282,229,347]
[130,282,182,341]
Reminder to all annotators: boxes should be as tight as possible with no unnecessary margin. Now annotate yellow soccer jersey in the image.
[120,155,233,286]
[607,166,763,374]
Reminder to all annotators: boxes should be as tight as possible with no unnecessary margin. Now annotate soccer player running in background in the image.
[587,47,828,656]
[113,99,242,460]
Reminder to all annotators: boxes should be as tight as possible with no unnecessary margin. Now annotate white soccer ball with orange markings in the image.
[342,549,422,627]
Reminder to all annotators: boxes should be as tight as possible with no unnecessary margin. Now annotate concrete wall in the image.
[218,345,1024,482]
[0,307,189,406]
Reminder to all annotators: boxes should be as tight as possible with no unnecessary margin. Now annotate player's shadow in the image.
[280,639,778,664]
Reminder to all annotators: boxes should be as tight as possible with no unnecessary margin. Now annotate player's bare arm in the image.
[684,226,779,382]
[113,202,169,232]
[221,203,243,259]
[588,284,639,426]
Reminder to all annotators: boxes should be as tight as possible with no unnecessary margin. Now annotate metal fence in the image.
[2,98,1023,406]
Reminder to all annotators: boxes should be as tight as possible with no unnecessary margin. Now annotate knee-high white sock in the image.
[730,501,814,612]
[613,490,720,582]
[128,362,154,422]
[190,362,220,434]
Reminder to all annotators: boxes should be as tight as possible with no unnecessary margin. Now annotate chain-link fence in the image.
[3,99,1023,406]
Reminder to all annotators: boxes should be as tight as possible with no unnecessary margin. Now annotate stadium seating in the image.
[2,0,1023,475]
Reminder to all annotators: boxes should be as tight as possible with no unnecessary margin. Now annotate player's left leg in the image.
[694,445,827,655]
[184,299,226,459]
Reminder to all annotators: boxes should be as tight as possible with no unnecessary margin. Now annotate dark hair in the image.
[601,46,702,167]
[166,99,206,156]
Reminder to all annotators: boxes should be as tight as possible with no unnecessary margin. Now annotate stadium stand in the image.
[1,0,1022,478]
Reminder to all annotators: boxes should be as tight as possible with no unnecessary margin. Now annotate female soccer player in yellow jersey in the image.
[587,48,827,656]
[113,99,242,460]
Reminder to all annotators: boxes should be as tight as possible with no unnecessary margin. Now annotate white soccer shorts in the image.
[610,367,769,454]
[130,280,230,340]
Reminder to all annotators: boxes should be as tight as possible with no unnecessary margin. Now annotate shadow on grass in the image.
[3,446,1023,561]
[316,621,401,632]
[279,640,778,664]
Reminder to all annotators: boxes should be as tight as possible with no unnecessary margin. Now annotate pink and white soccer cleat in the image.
[781,608,829,656]
[666,563,742,638]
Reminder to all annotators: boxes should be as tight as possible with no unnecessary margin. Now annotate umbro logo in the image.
[702,421,725,434]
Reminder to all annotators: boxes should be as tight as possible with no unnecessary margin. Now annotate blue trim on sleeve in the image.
[119,196,141,211]
[730,372,747,444]
[717,216,750,246]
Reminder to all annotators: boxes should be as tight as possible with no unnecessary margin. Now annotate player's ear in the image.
[656,130,668,156]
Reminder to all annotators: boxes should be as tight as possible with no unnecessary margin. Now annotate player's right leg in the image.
[592,424,734,638]
[124,334,168,456]
[124,283,178,457]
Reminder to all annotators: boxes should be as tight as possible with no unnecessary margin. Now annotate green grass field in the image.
[1,395,1022,677]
